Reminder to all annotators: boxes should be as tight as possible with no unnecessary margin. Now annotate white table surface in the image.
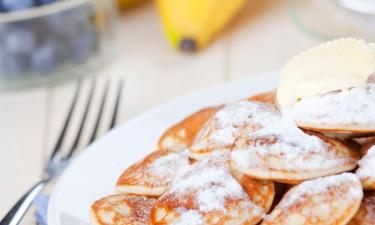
[0,0,320,223]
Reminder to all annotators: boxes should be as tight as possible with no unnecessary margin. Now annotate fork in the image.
[0,78,124,225]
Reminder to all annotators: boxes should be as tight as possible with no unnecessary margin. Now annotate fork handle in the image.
[0,179,49,225]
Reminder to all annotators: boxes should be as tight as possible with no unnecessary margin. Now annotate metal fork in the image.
[0,78,124,225]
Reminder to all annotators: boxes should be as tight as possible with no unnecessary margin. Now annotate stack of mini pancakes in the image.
[91,38,375,225]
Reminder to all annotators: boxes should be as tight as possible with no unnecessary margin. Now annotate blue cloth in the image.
[33,195,49,225]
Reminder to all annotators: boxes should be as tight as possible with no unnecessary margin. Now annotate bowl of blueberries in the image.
[0,0,116,90]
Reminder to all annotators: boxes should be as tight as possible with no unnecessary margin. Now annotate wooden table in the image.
[0,0,319,223]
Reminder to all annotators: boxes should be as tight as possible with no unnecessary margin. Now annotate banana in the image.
[277,38,375,108]
[156,0,247,51]
[117,0,148,9]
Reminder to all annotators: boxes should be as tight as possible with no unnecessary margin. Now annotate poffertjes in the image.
[150,152,267,225]
[262,173,363,225]
[91,194,156,225]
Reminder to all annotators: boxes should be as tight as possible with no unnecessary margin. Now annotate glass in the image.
[290,0,375,41]
[0,0,117,90]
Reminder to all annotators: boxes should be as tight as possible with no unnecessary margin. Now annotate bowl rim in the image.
[0,0,91,23]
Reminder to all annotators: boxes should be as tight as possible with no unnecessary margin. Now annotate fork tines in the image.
[50,78,124,162]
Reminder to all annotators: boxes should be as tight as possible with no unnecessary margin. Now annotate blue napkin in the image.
[33,194,49,225]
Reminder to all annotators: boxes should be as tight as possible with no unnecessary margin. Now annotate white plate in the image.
[47,72,278,225]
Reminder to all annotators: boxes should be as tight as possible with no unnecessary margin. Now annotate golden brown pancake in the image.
[360,141,375,157]
[91,194,156,225]
[116,150,189,196]
[150,152,265,225]
[281,84,375,135]
[158,91,277,151]
[353,136,375,147]
[247,90,277,106]
[262,173,363,225]
[158,106,221,150]
[231,169,275,213]
[230,119,359,184]
[191,100,280,159]
[356,146,375,190]
[293,123,375,136]
[348,192,375,225]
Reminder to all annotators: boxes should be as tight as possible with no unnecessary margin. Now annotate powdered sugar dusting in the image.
[171,210,204,225]
[284,84,375,125]
[281,173,362,209]
[356,146,375,181]
[193,101,280,150]
[147,150,189,183]
[231,119,352,170]
[169,152,263,216]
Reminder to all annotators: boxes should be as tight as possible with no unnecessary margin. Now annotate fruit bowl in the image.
[0,0,116,90]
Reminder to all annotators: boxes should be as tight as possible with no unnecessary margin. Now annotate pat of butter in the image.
[277,38,375,108]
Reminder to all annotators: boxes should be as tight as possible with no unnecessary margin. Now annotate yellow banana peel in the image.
[157,0,247,51]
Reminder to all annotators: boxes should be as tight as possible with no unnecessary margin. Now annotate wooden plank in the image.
[226,0,319,79]
[117,3,227,122]
[0,88,47,219]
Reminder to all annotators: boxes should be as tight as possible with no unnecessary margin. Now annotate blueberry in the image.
[31,40,59,73]
[45,3,93,37]
[1,26,36,56]
[0,55,30,77]
[69,28,98,63]
[1,0,35,11]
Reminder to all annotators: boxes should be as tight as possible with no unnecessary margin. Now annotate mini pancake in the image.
[116,150,189,196]
[91,194,156,225]
[157,91,276,151]
[150,152,265,225]
[158,106,221,150]
[356,146,375,190]
[191,100,280,159]
[353,136,375,147]
[348,192,375,225]
[262,173,363,225]
[282,84,375,135]
[231,169,275,213]
[247,90,277,106]
[359,141,375,157]
[231,119,359,183]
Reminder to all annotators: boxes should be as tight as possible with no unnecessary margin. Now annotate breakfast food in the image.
[262,173,363,225]
[349,192,375,225]
[356,146,375,190]
[282,84,375,134]
[158,106,221,150]
[150,152,265,225]
[91,38,375,224]
[277,38,375,134]
[277,38,375,108]
[231,119,359,183]
[158,91,277,151]
[116,150,190,196]
[91,194,157,225]
[191,101,280,159]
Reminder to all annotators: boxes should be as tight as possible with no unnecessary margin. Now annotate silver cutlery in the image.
[0,78,123,225]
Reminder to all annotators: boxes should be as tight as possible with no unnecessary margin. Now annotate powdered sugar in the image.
[193,101,280,150]
[356,146,375,180]
[169,152,263,216]
[171,210,204,225]
[280,173,362,209]
[284,84,375,125]
[171,152,247,212]
[231,118,352,170]
[147,150,189,183]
